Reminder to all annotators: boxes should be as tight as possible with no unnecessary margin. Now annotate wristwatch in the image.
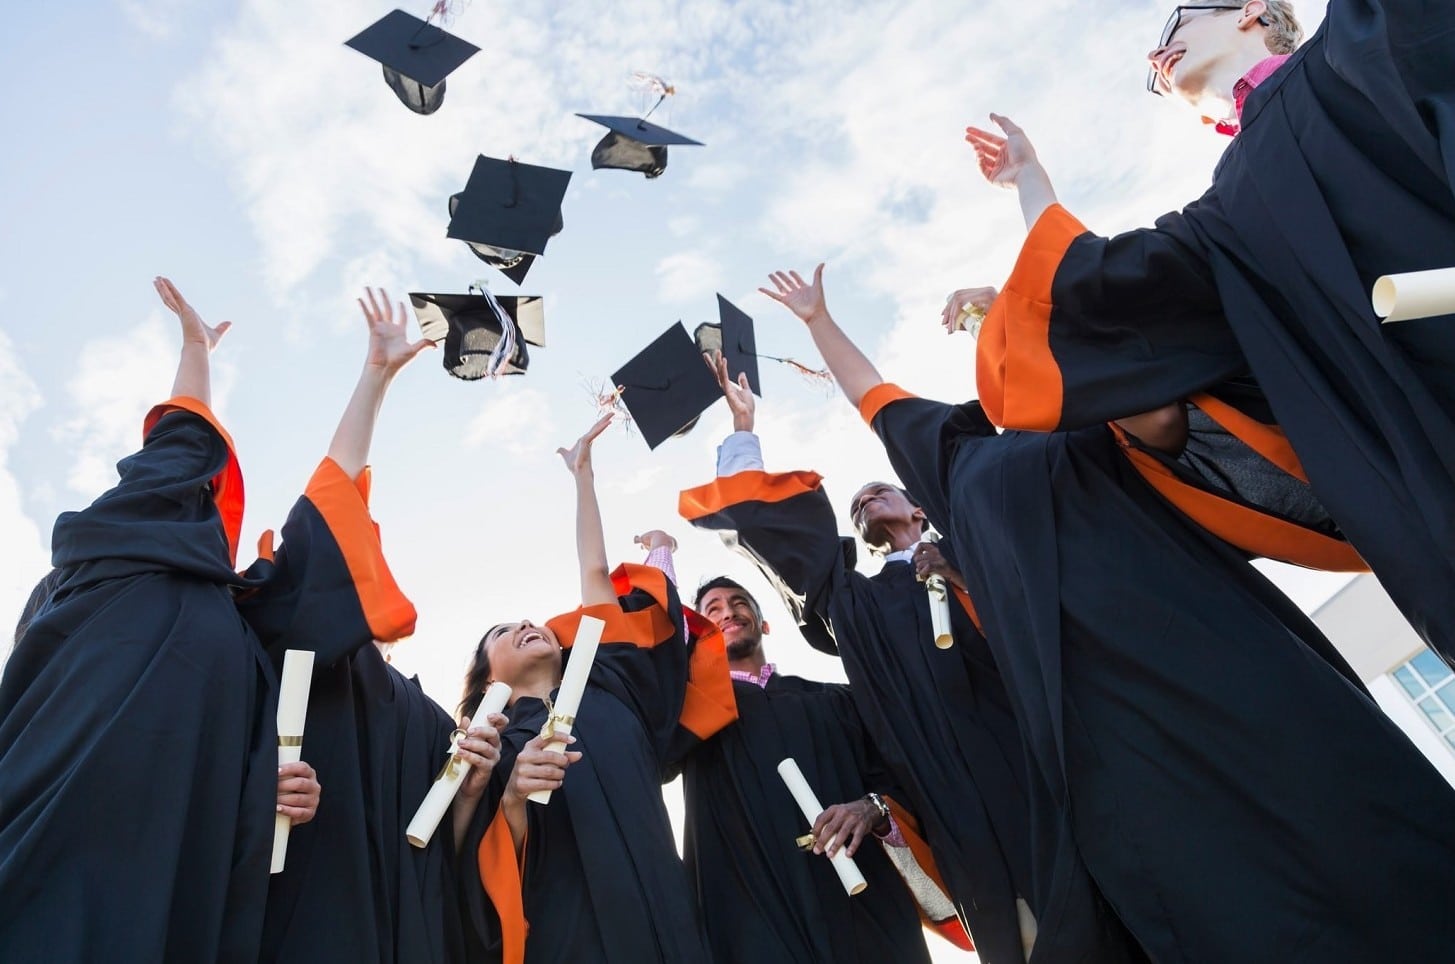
[864,792,891,828]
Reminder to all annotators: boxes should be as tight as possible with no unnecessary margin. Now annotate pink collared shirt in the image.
[729,661,777,688]
[1216,53,1292,136]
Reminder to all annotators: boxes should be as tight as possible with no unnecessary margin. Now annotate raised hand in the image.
[634,530,678,552]
[155,277,231,351]
[965,114,1040,189]
[557,414,614,477]
[708,350,755,432]
[358,287,434,376]
[941,286,999,335]
[759,264,828,326]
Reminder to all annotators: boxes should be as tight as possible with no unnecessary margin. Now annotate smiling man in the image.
[677,356,1048,964]
[970,0,1455,664]
[668,573,938,964]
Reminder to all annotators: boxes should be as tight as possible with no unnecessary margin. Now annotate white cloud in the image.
[463,384,556,455]
[118,0,184,39]
[53,312,237,499]
[655,250,724,304]
[0,332,50,655]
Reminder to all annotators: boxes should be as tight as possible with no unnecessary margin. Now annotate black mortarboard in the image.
[345,10,480,115]
[694,295,762,396]
[411,290,545,379]
[576,114,703,179]
[611,322,721,449]
[447,156,570,286]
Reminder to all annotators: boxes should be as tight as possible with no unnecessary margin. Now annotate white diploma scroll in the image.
[527,614,606,806]
[776,757,868,896]
[925,575,954,650]
[271,649,315,875]
[405,680,512,849]
[1372,267,1455,323]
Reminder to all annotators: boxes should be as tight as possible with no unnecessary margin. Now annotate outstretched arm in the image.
[965,114,1058,230]
[558,416,617,607]
[154,277,231,406]
[759,264,882,409]
[327,288,434,480]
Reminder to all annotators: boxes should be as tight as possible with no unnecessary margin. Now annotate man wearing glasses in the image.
[967,0,1455,672]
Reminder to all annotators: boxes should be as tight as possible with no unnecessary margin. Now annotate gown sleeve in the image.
[976,202,1245,431]
[236,459,417,667]
[678,469,849,656]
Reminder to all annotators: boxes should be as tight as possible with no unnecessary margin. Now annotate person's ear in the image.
[1238,0,1267,30]
[761,619,771,636]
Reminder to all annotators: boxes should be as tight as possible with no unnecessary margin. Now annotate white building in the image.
[1312,573,1455,785]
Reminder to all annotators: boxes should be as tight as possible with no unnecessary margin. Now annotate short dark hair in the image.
[458,623,507,720]
[694,576,762,620]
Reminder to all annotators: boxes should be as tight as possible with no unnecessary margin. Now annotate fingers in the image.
[277,775,319,794]
[278,761,316,781]
[990,112,1023,135]
[583,413,614,443]
[736,372,750,392]
[277,804,316,822]
[757,286,785,304]
[812,263,825,287]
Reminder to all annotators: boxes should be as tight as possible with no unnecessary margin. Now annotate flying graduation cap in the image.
[576,115,704,179]
[576,71,701,179]
[610,322,721,449]
[411,289,545,379]
[447,155,571,286]
[694,295,832,392]
[345,9,480,115]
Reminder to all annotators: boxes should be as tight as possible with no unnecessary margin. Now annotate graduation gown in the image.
[0,397,414,964]
[463,563,733,964]
[671,668,932,964]
[976,0,1455,656]
[861,383,1455,962]
[680,470,1046,964]
[260,646,463,964]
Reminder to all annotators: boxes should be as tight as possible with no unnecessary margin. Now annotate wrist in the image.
[732,415,754,433]
[864,792,890,828]
[804,308,831,327]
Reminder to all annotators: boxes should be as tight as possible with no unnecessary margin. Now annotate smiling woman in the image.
[455,416,737,964]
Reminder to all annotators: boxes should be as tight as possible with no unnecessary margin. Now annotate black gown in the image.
[680,469,1044,964]
[976,0,1455,658]
[671,668,933,964]
[461,563,728,964]
[260,645,463,964]
[0,398,414,963]
[863,383,1455,962]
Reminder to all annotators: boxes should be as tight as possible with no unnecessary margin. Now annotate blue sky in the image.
[1,0,1341,697]
[2,8,1344,951]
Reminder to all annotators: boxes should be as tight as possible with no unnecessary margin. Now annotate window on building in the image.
[1392,649,1455,750]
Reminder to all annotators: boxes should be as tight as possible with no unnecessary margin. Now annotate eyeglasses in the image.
[1146,4,1244,95]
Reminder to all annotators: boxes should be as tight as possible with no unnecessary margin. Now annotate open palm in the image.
[358,287,433,375]
[965,114,1039,189]
[154,277,231,351]
[759,264,827,324]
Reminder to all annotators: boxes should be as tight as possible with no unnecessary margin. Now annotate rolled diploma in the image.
[1373,267,1455,323]
[405,680,512,848]
[776,757,868,896]
[926,576,953,649]
[271,649,315,874]
[527,614,605,805]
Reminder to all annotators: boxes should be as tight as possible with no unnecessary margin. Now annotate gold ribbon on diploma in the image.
[432,727,470,783]
[278,735,303,748]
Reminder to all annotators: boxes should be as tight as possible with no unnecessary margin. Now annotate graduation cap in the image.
[693,295,762,396]
[411,288,545,380]
[447,156,571,285]
[576,115,703,179]
[344,9,480,115]
[694,294,833,392]
[610,322,722,449]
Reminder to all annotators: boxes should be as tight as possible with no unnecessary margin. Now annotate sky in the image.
[1,1,1340,958]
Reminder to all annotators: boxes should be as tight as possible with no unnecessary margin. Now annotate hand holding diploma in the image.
[272,649,315,874]
[778,758,868,896]
[812,798,884,859]
[528,614,605,805]
[914,540,959,649]
[277,761,320,825]
[405,680,511,849]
